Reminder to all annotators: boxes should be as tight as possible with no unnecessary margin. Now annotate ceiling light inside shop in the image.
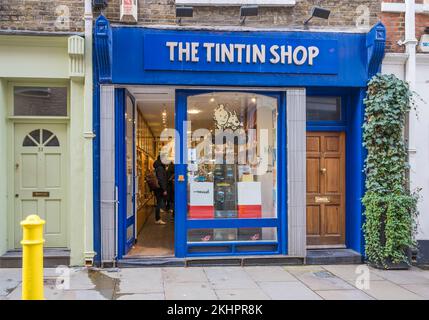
[188,109,201,114]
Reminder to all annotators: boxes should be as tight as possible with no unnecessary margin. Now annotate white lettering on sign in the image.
[166,41,320,66]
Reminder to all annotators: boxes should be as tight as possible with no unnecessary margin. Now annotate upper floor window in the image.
[14,86,67,117]
[306,96,341,122]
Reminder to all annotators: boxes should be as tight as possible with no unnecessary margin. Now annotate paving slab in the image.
[400,284,429,299]
[5,283,83,300]
[258,281,322,300]
[163,267,208,283]
[204,267,259,290]
[315,289,374,300]
[116,268,164,294]
[67,270,96,290]
[369,267,429,285]
[0,278,21,297]
[292,269,355,291]
[215,288,270,300]
[284,265,325,275]
[98,268,122,279]
[348,280,424,300]
[57,289,109,300]
[244,266,297,282]
[322,264,384,282]
[0,268,22,295]
[116,293,165,300]
[164,282,217,300]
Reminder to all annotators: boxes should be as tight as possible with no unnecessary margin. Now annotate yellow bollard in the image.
[21,215,45,300]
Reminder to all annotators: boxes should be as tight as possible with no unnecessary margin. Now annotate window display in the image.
[186,91,278,243]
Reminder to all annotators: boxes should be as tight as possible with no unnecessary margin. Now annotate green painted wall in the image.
[0,79,7,256]
[0,35,92,265]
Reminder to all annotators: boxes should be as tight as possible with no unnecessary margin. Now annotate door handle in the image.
[15,194,19,198]
[320,168,327,174]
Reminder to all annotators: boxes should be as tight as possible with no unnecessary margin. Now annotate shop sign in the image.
[143,32,338,74]
[120,0,138,22]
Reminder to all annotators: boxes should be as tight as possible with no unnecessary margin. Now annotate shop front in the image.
[93,15,386,265]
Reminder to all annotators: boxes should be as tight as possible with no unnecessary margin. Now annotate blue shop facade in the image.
[93,15,386,265]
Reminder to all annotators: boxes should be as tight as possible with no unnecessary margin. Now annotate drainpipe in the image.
[83,0,96,266]
[400,0,418,191]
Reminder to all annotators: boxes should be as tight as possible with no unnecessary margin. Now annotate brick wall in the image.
[0,0,84,32]
[99,0,381,29]
[1,1,382,33]
[3,0,427,55]
[380,0,429,53]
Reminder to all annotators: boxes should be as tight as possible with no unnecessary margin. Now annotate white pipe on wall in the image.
[83,0,96,264]
[405,0,417,90]
[404,0,418,191]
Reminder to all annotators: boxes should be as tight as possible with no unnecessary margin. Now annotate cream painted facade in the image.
[0,34,94,265]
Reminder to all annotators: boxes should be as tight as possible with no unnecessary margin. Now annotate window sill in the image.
[8,116,70,122]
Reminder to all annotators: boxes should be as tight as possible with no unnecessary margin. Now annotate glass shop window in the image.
[306,96,341,121]
[14,86,68,116]
[186,92,278,223]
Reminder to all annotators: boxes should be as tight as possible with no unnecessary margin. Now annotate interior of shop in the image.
[126,87,175,257]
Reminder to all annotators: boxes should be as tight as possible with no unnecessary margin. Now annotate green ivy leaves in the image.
[362,74,419,267]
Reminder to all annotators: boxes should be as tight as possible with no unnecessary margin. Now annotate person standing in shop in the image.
[166,163,175,219]
[153,155,168,225]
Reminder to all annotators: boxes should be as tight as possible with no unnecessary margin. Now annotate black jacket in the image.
[153,157,168,192]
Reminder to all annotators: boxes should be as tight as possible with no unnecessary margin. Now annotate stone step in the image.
[0,248,70,268]
[117,255,304,268]
[306,249,362,265]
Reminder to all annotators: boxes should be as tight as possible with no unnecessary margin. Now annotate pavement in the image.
[1,264,429,300]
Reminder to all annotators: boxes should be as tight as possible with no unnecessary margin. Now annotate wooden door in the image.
[14,124,67,248]
[306,132,345,247]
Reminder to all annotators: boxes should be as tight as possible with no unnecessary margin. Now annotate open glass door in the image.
[175,90,286,257]
[125,93,136,253]
[116,89,137,257]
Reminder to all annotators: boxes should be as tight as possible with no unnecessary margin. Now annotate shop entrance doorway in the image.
[120,87,175,258]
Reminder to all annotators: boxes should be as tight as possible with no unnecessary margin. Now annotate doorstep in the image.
[0,248,70,268]
[306,249,362,265]
[116,255,305,268]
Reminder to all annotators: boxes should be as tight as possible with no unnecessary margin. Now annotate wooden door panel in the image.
[324,205,341,235]
[325,135,340,152]
[306,158,321,193]
[325,157,341,194]
[307,136,321,152]
[306,206,320,235]
[306,131,345,247]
